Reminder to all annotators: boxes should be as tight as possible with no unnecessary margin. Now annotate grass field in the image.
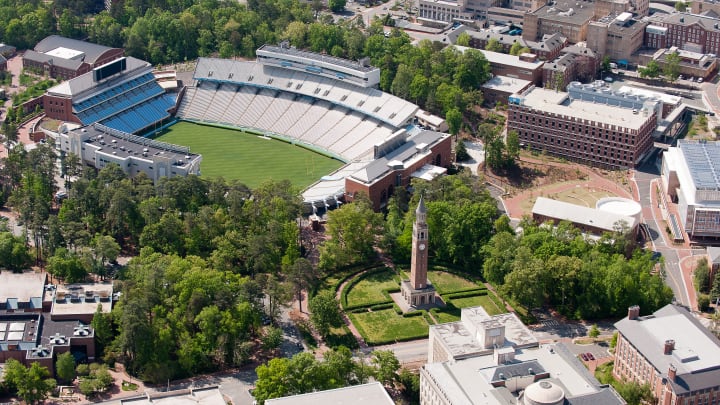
[428,272,480,294]
[518,183,617,214]
[348,309,429,345]
[452,295,503,315]
[154,122,344,189]
[345,269,399,307]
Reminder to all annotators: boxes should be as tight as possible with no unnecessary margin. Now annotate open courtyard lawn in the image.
[518,183,617,214]
[345,269,399,308]
[400,270,479,294]
[348,309,429,345]
[154,122,344,189]
[451,294,504,315]
[431,307,461,324]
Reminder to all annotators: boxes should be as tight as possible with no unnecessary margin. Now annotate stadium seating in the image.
[175,67,412,161]
[100,94,175,134]
[71,69,175,135]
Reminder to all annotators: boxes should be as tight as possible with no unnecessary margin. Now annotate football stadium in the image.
[44,38,451,212]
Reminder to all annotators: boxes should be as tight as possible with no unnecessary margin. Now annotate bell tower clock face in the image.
[419,243,426,251]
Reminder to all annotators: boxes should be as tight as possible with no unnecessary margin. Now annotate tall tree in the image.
[309,290,342,338]
[663,52,681,81]
[318,195,382,270]
[3,360,56,404]
[56,352,77,384]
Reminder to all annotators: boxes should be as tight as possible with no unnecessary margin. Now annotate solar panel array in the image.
[680,140,720,191]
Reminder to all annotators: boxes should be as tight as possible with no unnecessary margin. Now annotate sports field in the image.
[154,122,344,189]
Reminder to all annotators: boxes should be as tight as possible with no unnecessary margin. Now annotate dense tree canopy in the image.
[483,219,673,319]
[253,348,398,404]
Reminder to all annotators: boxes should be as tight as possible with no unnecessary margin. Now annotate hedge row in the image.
[364,331,430,346]
[341,267,397,310]
[443,289,488,301]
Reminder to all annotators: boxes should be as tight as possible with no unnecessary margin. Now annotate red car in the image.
[587,353,595,361]
[580,353,588,361]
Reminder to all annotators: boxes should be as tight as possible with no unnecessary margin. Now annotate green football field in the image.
[154,122,345,190]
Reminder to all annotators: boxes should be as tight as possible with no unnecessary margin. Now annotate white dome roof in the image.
[524,381,565,405]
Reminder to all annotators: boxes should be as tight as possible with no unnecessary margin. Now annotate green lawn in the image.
[348,309,429,345]
[154,122,344,189]
[431,307,461,324]
[451,295,504,315]
[346,269,398,307]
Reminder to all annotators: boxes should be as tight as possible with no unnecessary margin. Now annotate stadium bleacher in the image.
[175,57,419,162]
[100,94,175,134]
[72,70,174,134]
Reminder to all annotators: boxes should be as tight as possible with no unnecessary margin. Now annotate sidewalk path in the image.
[502,156,635,220]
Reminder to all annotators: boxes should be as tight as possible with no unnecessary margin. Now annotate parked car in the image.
[580,353,588,361]
[586,353,595,361]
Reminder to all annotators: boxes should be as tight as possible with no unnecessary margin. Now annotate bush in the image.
[698,294,711,312]
[76,364,90,376]
[402,310,423,318]
[370,303,394,311]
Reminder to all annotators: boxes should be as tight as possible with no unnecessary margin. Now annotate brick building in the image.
[508,86,657,169]
[457,27,567,61]
[543,45,600,89]
[523,2,597,43]
[0,272,105,375]
[460,47,545,85]
[345,130,452,211]
[637,46,718,81]
[645,13,720,56]
[587,13,648,61]
[614,304,720,405]
[23,35,124,80]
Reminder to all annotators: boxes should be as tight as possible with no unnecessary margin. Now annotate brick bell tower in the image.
[401,195,436,307]
[411,194,429,289]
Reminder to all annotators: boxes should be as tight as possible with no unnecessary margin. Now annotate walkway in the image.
[501,156,635,220]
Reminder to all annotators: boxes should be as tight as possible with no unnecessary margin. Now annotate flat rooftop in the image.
[531,2,596,24]
[257,44,376,73]
[533,197,637,231]
[76,124,198,165]
[618,85,681,106]
[482,76,532,94]
[52,283,113,316]
[431,306,538,359]
[44,46,85,60]
[516,87,653,130]
[423,343,619,404]
[457,46,544,70]
[121,387,225,405]
[0,313,41,347]
[679,140,720,191]
[265,382,394,405]
[0,272,47,304]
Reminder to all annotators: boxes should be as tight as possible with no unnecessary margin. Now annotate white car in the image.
[698,77,704,83]
[604,76,613,83]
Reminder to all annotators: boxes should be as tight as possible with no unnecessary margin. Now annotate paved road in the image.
[369,339,429,364]
[633,154,690,307]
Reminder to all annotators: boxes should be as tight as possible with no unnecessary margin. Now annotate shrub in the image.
[402,311,423,318]
[698,294,711,312]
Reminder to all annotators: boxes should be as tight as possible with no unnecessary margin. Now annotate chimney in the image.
[628,305,640,320]
[668,364,677,382]
[664,339,675,355]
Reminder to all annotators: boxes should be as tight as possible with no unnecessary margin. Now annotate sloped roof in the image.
[615,304,720,393]
[34,35,120,65]
[23,49,84,70]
